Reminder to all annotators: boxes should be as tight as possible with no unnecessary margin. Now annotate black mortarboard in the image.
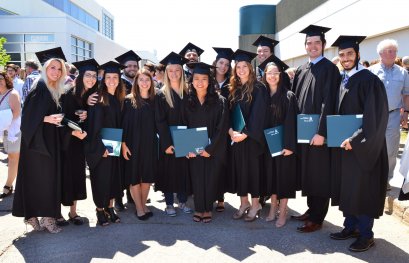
[186,62,215,75]
[179,42,204,57]
[115,50,142,64]
[300,25,331,38]
[213,47,234,62]
[252,35,279,50]
[72,59,99,74]
[258,54,289,72]
[331,35,366,51]
[159,52,189,66]
[99,61,125,74]
[35,47,66,65]
[232,49,257,63]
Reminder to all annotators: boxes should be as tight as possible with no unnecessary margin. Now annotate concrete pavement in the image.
[0,142,408,262]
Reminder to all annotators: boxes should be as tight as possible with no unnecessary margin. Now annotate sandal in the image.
[215,202,225,212]
[193,214,202,222]
[0,185,13,198]
[104,207,121,223]
[56,215,69,227]
[24,217,45,231]
[96,209,109,226]
[202,216,212,223]
[40,217,62,234]
[68,212,84,225]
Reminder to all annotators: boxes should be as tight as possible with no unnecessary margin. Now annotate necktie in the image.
[342,73,349,86]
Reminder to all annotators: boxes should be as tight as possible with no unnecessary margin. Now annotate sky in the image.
[95,0,280,63]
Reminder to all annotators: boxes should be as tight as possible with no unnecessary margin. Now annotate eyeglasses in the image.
[266,72,280,76]
[84,73,97,79]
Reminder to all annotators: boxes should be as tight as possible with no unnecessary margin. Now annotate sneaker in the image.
[179,203,193,214]
[165,205,176,217]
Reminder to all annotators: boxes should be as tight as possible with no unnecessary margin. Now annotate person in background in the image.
[402,56,409,72]
[0,72,21,199]
[115,50,142,95]
[155,64,165,90]
[21,60,41,104]
[179,42,204,80]
[368,39,409,190]
[252,35,279,81]
[361,60,370,68]
[6,64,23,100]
[12,47,68,234]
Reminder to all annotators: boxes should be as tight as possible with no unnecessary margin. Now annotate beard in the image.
[124,70,135,79]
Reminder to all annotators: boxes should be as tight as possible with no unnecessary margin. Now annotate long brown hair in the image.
[228,61,256,108]
[99,72,125,107]
[129,69,155,108]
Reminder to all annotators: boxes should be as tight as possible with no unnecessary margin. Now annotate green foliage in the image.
[0,37,11,67]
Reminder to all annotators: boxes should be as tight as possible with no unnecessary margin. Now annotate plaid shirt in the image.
[21,70,41,103]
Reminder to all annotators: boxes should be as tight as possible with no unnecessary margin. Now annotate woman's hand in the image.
[87,92,98,106]
[102,149,109,158]
[231,132,247,143]
[79,110,87,121]
[44,114,63,126]
[186,152,196,159]
[72,130,87,140]
[310,134,325,146]
[341,139,353,151]
[199,150,210,157]
[122,143,131,160]
[165,145,174,155]
[282,149,293,156]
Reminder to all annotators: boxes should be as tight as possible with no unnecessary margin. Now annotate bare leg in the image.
[130,184,145,216]
[140,183,151,213]
[70,201,78,217]
[276,198,288,227]
[266,194,278,221]
[5,153,19,190]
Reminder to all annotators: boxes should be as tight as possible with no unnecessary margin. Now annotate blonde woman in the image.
[12,47,67,234]
[155,52,192,216]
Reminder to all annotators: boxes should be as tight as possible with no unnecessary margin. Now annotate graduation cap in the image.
[252,35,279,51]
[72,59,99,74]
[179,42,204,57]
[258,54,289,72]
[213,47,234,62]
[232,49,257,63]
[115,50,142,64]
[99,61,125,74]
[159,52,188,66]
[300,25,331,38]
[186,62,215,75]
[35,47,66,65]
[331,35,366,51]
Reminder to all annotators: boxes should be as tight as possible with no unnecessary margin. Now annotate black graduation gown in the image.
[229,82,268,197]
[182,95,228,212]
[60,90,87,206]
[122,78,133,95]
[291,58,340,197]
[262,90,298,199]
[122,98,157,186]
[85,94,122,208]
[154,89,190,194]
[333,69,388,218]
[12,79,62,218]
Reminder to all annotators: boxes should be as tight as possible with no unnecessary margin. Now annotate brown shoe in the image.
[296,221,322,233]
[291,213,309,221]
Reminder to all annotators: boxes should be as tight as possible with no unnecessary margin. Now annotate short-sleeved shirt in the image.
[369,63,409,111]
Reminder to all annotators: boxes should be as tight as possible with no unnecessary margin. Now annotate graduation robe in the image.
[291,57,340,197]
[154,89,190,194]
[60,90,87,206]
[333,69,388,218]
[85,94,122,208]
[182,94,228,212]
[12,79,62,218]
[262,90,298,199]
[229,81,268,196]
[122,97,157,186]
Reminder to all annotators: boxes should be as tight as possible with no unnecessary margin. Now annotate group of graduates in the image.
[10,24,389,253]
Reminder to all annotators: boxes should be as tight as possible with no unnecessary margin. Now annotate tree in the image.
[0,37,11,67]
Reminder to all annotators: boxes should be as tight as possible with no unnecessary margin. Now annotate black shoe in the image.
[259,196,269,207]
[96,209,109,226]
[135,212,149,221]
[55,215,70,227]
[145,211,153,217]
[105,207,121,223]
[114,198,125,211]
[348,237,375,252]
[330,228,360,240]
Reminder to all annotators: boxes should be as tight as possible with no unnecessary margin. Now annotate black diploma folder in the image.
[297,114,320,143]
[170,126,209,158]
[264,125,284,157]
[326,114,363,147]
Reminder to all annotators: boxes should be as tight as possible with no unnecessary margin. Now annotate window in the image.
[102,14,114,40]
[43,0,99,31]
[71,36,93,62]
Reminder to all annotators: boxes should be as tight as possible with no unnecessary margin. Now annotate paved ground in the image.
[0,142,408,263]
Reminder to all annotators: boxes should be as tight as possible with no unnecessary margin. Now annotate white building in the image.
[0,0,155,66]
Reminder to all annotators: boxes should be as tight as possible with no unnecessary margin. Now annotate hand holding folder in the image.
[100,128,123,156]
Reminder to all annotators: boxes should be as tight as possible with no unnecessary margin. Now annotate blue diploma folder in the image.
[264,125,284,157]
[326,114,363,147]
[232,105,245,132]
[100,128,123,156]
[297,114,320,143]
[170,126,209,158]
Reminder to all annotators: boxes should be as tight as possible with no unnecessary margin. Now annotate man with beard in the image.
[252,35,279,81]
[179,42,204,80]
[115,50,141,94]
[329,35,388,252]
[291,25,340,233]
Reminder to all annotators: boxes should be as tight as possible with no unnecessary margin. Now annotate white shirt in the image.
[13,77,24,100]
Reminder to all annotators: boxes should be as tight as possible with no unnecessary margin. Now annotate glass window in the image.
[0,34,24,42]
[25,34,55,43]
[24,43,55,52]
[70,36,93,62]
[9,53,21,61]
[71,54,77,62]
[71,37,76,46]
[3,43,23,52]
